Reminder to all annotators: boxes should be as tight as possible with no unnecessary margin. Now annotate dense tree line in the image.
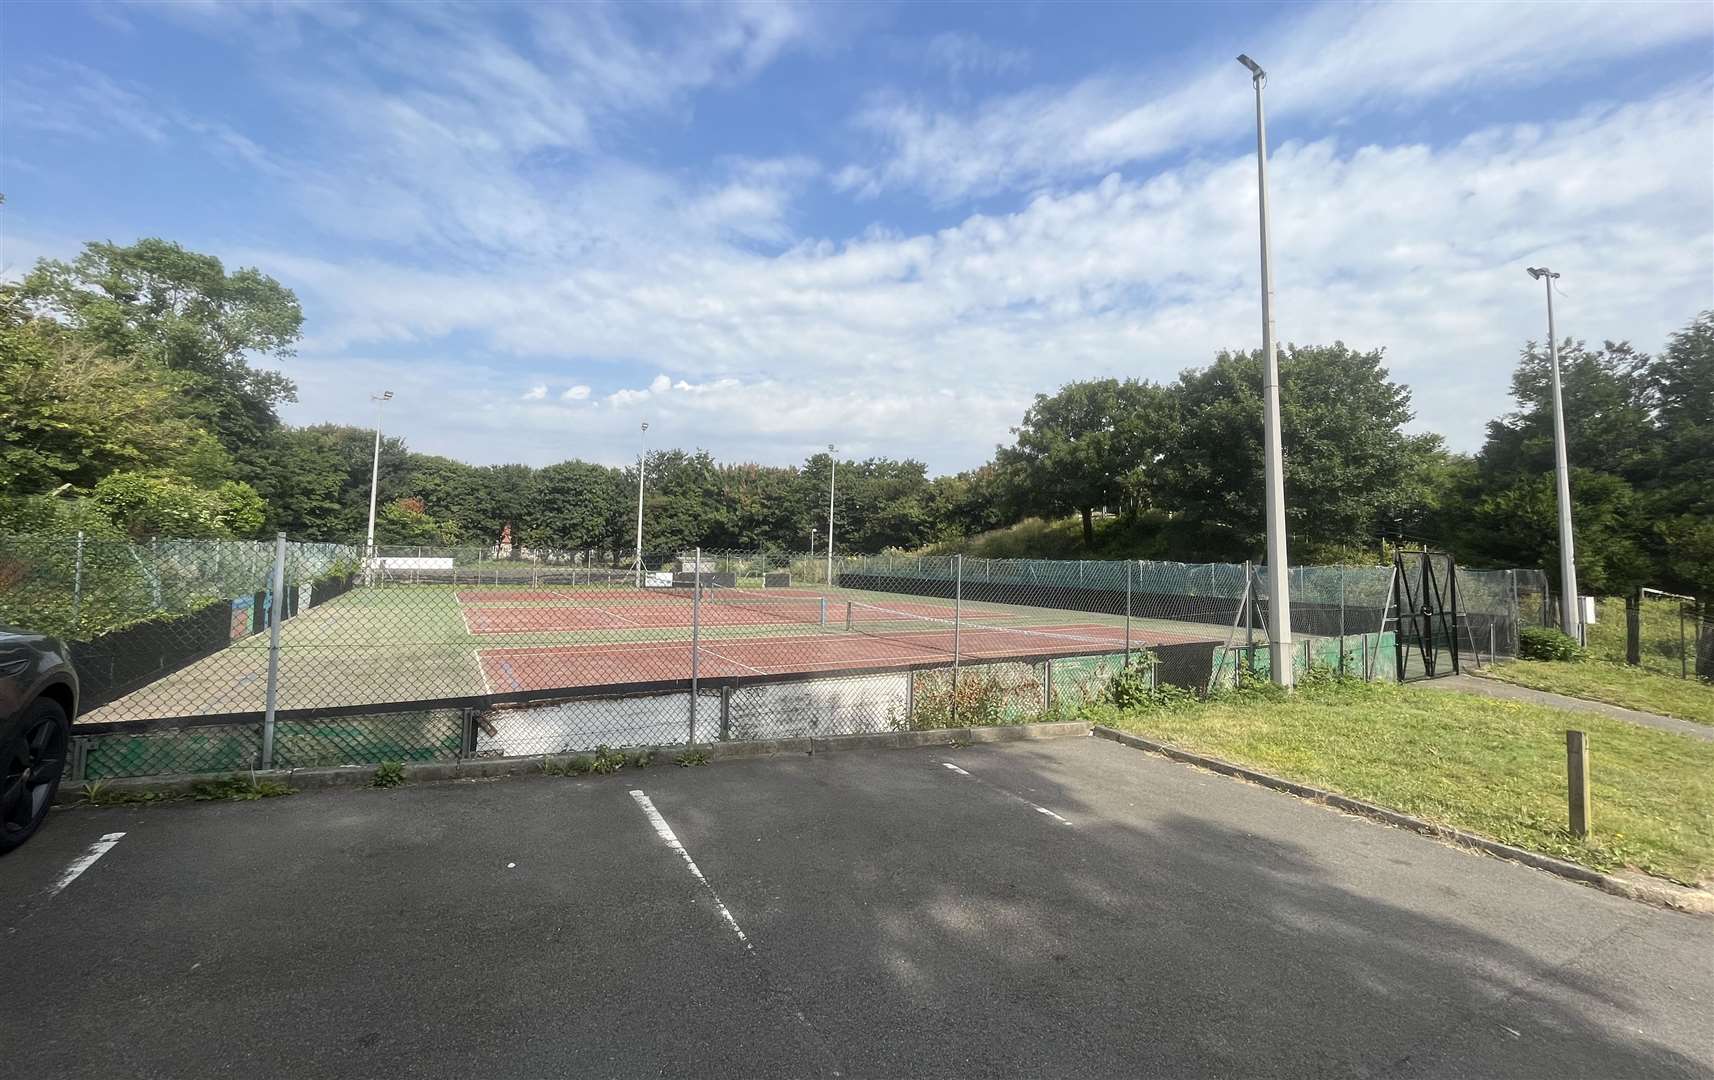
[2,237,1709,600]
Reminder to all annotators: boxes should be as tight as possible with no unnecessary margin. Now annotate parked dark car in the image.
[1,627,78,854]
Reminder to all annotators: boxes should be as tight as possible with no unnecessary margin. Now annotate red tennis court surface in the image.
[462,597,1007,634]
[476,622,1216,693]
[456,587,828,604]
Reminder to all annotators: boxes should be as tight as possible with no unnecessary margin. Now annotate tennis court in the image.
[78,575,1225,724]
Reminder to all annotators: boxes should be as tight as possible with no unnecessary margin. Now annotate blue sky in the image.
[4,1,1712,474]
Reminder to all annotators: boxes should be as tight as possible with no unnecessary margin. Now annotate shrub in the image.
[1519,626,1586,663]
[371,761,406,788]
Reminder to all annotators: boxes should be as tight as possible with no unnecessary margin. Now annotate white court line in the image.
[941,762,1072,826]
[694,643,768,676]
[629,791,753,952]
[48,832,127,898]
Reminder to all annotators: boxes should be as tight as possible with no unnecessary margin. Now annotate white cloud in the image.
[920,31,1029,79]
[522,385,547,400]
[264,81,1714,470]
[562,385,591,401]
[840,0,1714,201]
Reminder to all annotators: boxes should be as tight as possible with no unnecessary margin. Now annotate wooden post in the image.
[1625,591,1641,667]
[1566,730,1591,839]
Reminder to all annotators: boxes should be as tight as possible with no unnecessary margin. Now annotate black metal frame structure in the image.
[1393,550,1460,681]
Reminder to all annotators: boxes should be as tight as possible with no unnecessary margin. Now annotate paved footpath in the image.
[4,737,1712,1078]
[1423,672,1714,742]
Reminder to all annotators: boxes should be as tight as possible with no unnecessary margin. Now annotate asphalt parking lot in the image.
[4,735,1711,1079]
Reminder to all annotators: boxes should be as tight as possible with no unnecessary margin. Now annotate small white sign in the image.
[645,571,675,588]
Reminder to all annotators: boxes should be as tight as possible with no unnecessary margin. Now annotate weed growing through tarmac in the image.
[189,776,295,801]
[81,780,173,806]
[676,749,710,767]
[544,747,659,777]
[589,745,628,775]
[371,761,406,788]
[83,777,294,804]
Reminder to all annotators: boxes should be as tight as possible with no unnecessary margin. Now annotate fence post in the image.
[1124,559,1133,667]
[71,531,84,634]
[1625,590,1641,667]
[460,708,478,757]
[1043,659,1054,711]
[1679,606,1693,682]
[261,532,286,770]
[1566,730,1591,838]
[952,554,963,723]
[719,685,732,741]
[1243,560,1254,652]
[69,736,88,783]
[690,546,701,745]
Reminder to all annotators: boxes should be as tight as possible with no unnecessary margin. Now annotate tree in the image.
[633,450,730,555]
[1645,313,1714,597]
[1468,470,1650,595]
[88,471,264,539]
[374,497,460,546]
[0,314,230,497]
[249,424,409,540]
[999,379,1172,547]
[1156,344,1435,559]
[1477,337,1655,486]
[518,461,625,553]
[19,239,303,462]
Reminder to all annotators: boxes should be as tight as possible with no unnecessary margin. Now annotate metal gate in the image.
[1394,551,1460,681]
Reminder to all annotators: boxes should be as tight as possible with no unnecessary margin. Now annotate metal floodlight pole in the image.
[364,390,393,561]
[1527,267,1580,640]
[826,445,837,587]
[634,422,649,588]
[1239,53,1294,688]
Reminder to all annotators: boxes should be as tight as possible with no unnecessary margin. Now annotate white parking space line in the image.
[941,762,1073,826]
[48,832,127,898]
[629,791,753,953]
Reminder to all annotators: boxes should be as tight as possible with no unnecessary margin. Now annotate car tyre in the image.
[1,697,71,855]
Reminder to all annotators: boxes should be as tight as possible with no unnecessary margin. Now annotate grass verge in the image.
[1484,660,1714,726]
[1082,679,1714,887]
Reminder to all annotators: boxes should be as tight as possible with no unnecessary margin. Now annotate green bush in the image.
[371,761,406,788]
[1519,626,1586,663]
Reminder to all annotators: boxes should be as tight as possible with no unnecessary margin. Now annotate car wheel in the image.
[1,698,71,855]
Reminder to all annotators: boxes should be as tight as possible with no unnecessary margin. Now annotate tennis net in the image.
[838,597,1136,662]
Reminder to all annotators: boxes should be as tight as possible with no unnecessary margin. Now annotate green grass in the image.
[1586,595,1701,675]
[1484,660,1714,726]
[1083,679,1714,887]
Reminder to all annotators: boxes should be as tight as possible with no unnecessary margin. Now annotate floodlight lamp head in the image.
[1527,267,1559,281]
[1237,54,1265,80]
[640,421,649,433]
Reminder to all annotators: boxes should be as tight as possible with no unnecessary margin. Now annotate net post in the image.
[261,532,286,770]
[820,596,827,627]
[690,547,702,745]
[846,601,853,631]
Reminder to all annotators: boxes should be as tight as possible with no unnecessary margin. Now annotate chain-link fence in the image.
[1581,591,1711,680]
[0,534,1551,779]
